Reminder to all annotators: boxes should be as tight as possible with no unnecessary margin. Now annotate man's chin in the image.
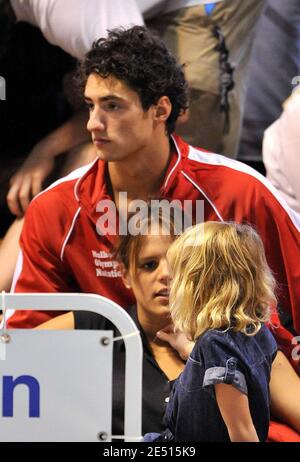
[96,147,113,161]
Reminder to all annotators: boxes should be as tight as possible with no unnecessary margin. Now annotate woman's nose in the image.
[158,259,171,283]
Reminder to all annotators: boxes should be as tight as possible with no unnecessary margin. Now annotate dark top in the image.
[74,306,172,437]
[165,324,277,442]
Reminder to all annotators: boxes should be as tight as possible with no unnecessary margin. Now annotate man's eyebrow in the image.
[84,94,123,102]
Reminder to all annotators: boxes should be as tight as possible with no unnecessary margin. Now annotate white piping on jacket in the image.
[74,157,99,202]
[60,207,82,262]
[187,146,300,233]
[180,170,224,222]
[1,251,24,326]
[163,135,182,190]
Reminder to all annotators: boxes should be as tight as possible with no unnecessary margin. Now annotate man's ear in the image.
[119,263,132,289]
[153,96,172,123]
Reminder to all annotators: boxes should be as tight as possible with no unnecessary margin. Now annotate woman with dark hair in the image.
[36,205,190,437]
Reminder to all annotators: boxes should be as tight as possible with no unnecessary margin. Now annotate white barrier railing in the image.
[0,293,143,442]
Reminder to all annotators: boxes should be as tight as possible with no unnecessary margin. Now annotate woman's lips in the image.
[155,289,170,298]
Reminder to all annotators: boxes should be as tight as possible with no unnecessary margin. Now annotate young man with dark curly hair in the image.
[6,26,300,360]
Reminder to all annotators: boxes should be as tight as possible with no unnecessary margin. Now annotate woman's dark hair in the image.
[76,26,189,134]
[114,198,189,275]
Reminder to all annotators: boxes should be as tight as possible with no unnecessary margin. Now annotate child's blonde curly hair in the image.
[167,221,277,341]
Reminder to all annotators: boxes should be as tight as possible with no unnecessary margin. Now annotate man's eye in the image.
[85,102,94,111]
[104,102,120,111]
[141,261,158,271]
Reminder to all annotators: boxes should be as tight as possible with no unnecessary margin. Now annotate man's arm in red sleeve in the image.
[249,183,300,335]
[7,197,76,329]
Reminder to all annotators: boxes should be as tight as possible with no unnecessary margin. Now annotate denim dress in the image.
[164,324,277,442]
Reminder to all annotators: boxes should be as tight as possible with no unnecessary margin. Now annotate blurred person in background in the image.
[143,0,266,158]
[263,86,300,215]
[239,0,300,171]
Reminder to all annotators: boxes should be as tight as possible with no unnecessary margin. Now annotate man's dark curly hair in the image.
[77,26,189,134]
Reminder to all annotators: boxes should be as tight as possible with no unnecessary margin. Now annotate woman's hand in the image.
[156,324,194,360]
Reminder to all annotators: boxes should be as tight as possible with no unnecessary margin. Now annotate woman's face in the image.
[123,234,173,320]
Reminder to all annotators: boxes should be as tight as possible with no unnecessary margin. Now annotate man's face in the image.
[85,73,155,162]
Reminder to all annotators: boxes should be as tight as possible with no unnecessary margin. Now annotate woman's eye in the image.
[141,261,158,271]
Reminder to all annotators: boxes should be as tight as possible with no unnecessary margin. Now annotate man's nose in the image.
[87,108,106,133]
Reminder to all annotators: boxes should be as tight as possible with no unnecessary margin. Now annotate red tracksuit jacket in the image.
[7,135,300,336]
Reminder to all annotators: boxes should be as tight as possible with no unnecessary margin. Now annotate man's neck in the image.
[108,134,172,206]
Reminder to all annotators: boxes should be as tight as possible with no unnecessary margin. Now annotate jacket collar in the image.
[159,134,188,195]
[74,134,189,219]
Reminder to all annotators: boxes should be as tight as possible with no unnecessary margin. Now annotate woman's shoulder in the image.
[74,305,137,332]
[74,310,115,330]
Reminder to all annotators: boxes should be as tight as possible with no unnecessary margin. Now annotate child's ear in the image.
[119,263,132,289]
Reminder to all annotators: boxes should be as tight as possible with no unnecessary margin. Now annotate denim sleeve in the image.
[197,332,248,398]
[202,357,248,398]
